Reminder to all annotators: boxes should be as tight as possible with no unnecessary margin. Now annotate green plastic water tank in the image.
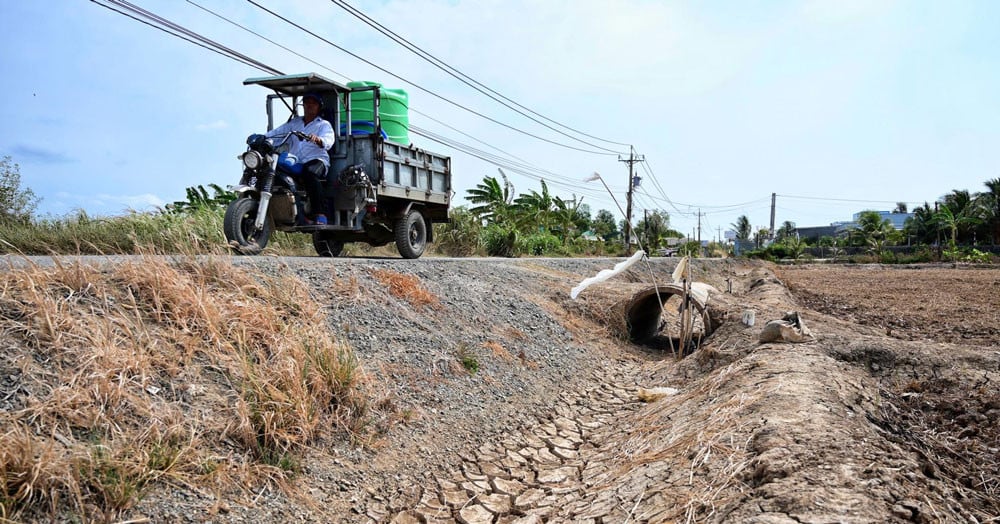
[344,81,410,144]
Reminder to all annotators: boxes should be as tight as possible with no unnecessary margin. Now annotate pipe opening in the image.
[626,285,715,355]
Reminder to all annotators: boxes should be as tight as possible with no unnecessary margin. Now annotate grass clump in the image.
[456,343,480,374]
[0,255,367,521]
[371,269,442,310]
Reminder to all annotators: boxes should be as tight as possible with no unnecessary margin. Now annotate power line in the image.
[777,194,924,206]
[91,0,625,211]
[185,0,350,82]
[90,0,281,75]
[185,0,564,183]
[247,0,619,156]
[328,0,628,153]
[410,126,615,204]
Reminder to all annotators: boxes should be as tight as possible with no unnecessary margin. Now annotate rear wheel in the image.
[394,209,427,259]
[223,197,271,255]
[313,232,345,257]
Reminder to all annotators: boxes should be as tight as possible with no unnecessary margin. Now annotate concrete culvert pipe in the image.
[626,284,714,351]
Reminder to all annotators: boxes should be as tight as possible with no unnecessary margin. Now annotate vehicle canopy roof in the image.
[243,72,350,97]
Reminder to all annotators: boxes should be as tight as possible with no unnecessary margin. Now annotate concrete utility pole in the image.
[619,147,645,255]
[769,192,777,241]
[696,208,703,244]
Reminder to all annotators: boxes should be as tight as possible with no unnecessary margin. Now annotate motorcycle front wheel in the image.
[224,197,272,255]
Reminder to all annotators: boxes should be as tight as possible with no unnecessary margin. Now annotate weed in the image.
[456,343,480,374]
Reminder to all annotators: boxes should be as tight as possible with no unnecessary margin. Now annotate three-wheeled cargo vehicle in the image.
[224,73,452,258]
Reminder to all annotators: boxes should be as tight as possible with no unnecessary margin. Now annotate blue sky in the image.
[1,1,998,240]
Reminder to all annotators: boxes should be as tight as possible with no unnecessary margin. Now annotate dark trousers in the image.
[297,159,328,216]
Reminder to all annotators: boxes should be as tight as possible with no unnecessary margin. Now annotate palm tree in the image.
[731,215,752,241]
[514,179,554,232]
[893,202,908,214]
[851,211,894,256]
[940,189,981,245]
[776,220,796,242]
[467,170,515,226]
[904,203,938,245]
[636,210,671,251]
[934,204,980,250]
[754,227,770,248]
[980,177,1000,245]
[552,195,583,245]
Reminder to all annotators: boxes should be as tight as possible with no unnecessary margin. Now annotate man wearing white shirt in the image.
[266,92,335,224]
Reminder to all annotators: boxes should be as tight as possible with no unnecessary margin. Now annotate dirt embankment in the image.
[3,257,999,523]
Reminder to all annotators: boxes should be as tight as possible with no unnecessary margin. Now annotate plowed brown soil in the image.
[776,264,1000,346]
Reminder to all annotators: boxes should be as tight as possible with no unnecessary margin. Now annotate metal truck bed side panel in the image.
[381,141,451,201]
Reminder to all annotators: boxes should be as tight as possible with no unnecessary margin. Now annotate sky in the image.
[1,0,999,241]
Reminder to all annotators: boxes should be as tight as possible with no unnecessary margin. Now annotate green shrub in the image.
[434,206,481,257]
[481,224,518,257]
[897,248,937,264]
[516,232,561,256]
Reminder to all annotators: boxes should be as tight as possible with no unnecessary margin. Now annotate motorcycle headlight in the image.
[241,151,262,170]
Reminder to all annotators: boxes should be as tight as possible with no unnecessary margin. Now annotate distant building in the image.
[795,225,839,242]
[793,211,913,241]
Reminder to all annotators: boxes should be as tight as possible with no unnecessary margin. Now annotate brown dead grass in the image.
[370,269,442,310]
[0,256,368,522]
[483,340,513,362]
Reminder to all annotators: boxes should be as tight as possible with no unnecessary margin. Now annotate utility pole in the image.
[717,226,722,244]
[619,146,645,254]
[643,209,650,250]
[696,208,702,244]
[769,192,777,241]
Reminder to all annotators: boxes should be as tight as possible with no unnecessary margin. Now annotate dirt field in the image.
[777,264,1000,346]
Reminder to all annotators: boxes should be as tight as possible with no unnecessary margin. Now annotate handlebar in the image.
[247,131,317,153]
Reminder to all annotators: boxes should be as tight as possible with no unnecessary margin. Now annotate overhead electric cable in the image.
[410,126,616,204]
[92,1,622,207]
[186,0,349,81]
[777,194,923,206]
[180,0,555,175]
[329,0,628,152]
[91,0,281,75]
[246,0,618,156]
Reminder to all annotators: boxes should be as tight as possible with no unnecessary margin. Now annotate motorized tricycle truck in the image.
[224,73,452,258]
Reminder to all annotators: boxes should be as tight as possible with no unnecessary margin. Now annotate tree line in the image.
[730,178,1000,262]
[3,153,996,260]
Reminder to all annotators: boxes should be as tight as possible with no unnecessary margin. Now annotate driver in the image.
[265,92,335,225]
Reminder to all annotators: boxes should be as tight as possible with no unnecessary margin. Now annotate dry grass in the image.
[370,269,442,310]
[0,256,368,522]
[591,359,762,523]
[483,340,513,362]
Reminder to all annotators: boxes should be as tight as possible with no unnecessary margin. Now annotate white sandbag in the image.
[570,250,646,299]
